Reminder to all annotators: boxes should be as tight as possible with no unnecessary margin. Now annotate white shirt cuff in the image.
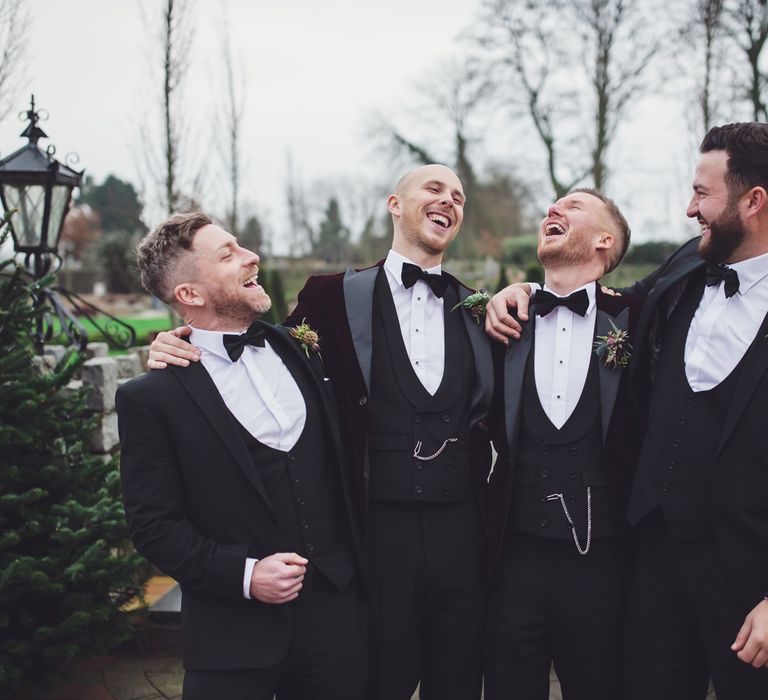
[243,557,258,599]
[527,282,541,294]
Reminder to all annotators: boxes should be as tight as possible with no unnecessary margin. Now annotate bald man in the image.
[285,165,492,700]
[148,166,493,700]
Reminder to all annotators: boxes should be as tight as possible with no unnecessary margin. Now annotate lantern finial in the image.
[20,94,47,145]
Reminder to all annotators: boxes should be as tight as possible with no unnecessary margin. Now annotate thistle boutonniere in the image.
[593,320,632,369]
[290,318,321,358]
[452,290,491,325]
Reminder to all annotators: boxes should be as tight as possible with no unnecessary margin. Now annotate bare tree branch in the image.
[0,0,30,123]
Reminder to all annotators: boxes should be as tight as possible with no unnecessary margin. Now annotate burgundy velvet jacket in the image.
[284,261,495,527]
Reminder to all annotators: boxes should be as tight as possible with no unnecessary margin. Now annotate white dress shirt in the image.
[383,249,445,395]
[684,251,768,391]
[188,325,307,599]
[534,282,598,429]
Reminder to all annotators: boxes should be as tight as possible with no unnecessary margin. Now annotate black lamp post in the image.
[0,96,135,353]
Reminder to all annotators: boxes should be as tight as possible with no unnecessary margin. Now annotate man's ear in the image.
[387,193,400,217]
[174,283,204,309]
[595,230,615,252]
[744,186,768,219]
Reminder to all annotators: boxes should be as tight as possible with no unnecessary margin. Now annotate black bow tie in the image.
[401,262,448,298]
[532,288,590,317]
[223,321,267,361]
[706,263,740,298]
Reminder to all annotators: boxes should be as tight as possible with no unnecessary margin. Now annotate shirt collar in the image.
[728,250,768,296]
[189,325,240,362]
[384,249,442,289]
[542,280,597,316]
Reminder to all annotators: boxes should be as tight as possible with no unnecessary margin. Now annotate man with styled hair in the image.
[485,188,642,700]
[117,214,367,700]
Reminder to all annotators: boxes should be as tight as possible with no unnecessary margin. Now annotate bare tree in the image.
[473,0,659,196]
[214,12,245,235]
[137,0,196,215]
[0,0,29,123]
[723,0,768,122]
[284,151,313,256]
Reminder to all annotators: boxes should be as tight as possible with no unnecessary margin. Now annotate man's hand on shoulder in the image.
[732,598,768,668]
[249,552,308,604]
[485,283,532,344]
[147,326,200,369]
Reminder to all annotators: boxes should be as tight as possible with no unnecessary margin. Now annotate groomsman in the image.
[485,189,641,700]
[117,214,367,699]
[147,165,494,700]
[486,123,768,699]
[620,123,768,699]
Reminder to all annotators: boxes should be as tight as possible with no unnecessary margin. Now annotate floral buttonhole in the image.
[290,318,321,358]
[452,290,491,326]
[593,319,632,369]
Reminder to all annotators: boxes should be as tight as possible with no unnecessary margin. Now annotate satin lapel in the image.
[717,310,768,454]
[457,285,494,427]
[631,255,706,387]
[169,362,275,518]
[342,265,379,394]
[595,307,629,442]
[503,317,534,458]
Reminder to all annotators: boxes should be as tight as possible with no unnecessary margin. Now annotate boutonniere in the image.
[452,290,491,325]
[289,318,321,358]
[593,320,632,369]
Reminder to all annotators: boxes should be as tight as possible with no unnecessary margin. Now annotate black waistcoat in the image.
[234,333,356,590]
[628,271,742,540]
[509,340,616,541]
[367,268,475,503]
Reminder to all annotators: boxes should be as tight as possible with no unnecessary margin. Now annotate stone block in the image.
[134,345,151,372]
[81,357,118,412]
[116,353,143,379]
[30,354,56,375]
[86,341,109,359]
[43,344,67,364]
[90,411,119,453]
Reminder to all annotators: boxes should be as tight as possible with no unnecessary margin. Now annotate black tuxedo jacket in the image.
[116,324,362,671]
[624,237,768,606]
[487,285,644,573]
[284,261,494,523]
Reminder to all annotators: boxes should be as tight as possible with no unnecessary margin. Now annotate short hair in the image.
[700,122,768,197]
[569,188,631,274]
[136,212,212,304]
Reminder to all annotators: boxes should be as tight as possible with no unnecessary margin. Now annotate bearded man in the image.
[117,213,367,700]
[484,189,642,700]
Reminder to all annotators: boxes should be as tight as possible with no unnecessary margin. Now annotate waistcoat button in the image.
[414,485,423,495]
[359,396,367,406]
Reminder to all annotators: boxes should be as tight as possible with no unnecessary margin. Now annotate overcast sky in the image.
[4,0,713,253]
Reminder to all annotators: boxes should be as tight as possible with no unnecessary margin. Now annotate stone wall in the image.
[38,342,150,458]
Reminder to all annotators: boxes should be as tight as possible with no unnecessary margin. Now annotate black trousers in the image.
[622,513,768,700]
[182,572,368,700]
[366,500,486,700]
[485,533,625,700]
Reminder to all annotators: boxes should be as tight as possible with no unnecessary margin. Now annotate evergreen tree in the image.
[0,218,146,695]
[312,197,349,263]
[269,268,288,323]
[79,174,145,234]
[495,264,510,293]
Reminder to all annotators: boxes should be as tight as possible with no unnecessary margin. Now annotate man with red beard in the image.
[484,189,642,700]
[147,166,494,700]
[487,123,768,699]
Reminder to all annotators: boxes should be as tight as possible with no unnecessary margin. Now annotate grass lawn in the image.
[52,314,174,349]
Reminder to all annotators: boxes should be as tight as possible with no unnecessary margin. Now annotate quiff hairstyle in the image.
[136,212,212,305]
[700,122,768,198]
[570,187,631,274]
